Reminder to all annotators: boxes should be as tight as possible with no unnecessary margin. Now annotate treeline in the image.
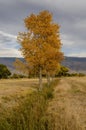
[55,66,86,77]
[0,64,85,79]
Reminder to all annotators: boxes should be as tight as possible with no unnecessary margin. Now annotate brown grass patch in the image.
[47,77,86,130]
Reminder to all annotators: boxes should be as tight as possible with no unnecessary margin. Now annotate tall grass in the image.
[0,79,59,130]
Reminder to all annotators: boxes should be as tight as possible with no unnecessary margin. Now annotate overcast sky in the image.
[0,0,86,57]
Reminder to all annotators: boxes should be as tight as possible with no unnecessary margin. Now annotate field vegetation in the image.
[0,78,58,129]
[0,77,86,130]
[48,77,86,130]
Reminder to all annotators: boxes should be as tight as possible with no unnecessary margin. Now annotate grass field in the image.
[0,78,47,111]
[0,78,53,130]
[0,78,47,96]
[48,77,86,130]
[0,78,40,120]
[0,77,86,130]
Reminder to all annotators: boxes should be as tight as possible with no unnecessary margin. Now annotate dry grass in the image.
[0,78,55,130]
[0,77,86,130]
[0,78,41,110]
[47,77,86,130]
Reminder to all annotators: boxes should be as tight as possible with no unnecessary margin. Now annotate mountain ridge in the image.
[0,57,86,73]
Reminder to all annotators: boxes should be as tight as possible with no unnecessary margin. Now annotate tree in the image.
[0,64,11,79]
[13,58,39,78]
[13,58,29,75]
[56,66,69,77]
[18,10,63,89]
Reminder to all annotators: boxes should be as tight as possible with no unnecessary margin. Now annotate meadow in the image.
[48,77,86,130]
[0,77,86,130]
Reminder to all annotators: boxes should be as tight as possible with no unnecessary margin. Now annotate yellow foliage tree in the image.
[14,58,39,78]
[18,10,63,89]
[13,59,29,75]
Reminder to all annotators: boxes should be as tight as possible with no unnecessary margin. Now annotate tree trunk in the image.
[39,67,42,90]
[51,74,55,82]
[47,72,51,86]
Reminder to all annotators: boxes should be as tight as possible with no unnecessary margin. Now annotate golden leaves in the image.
[17,10,64,75]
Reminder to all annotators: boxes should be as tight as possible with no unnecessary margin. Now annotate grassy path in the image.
[47,77,86,130]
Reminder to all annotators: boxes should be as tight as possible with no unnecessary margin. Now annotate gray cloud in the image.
[0,31,21,57]
[0,0,86,57]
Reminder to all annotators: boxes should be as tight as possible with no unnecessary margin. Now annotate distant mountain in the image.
[0,57,23,73]
[0,57,86,73]
[62,57,86,73]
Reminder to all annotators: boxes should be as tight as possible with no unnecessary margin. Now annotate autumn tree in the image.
[13,58,29,75]
[14,58,38,78]
[18,10,63,89]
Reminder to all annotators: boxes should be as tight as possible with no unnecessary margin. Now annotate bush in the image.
[0,64,11,79]
[56,66,69,77]
[11,73,19,79]
[11,73,26,79]
[78,73,85,77]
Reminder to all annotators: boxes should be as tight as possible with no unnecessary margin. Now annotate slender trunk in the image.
[39,67,42,90]
[47,72,51,86]
[51,75,55,82]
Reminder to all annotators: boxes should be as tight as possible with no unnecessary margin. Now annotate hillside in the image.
[62,57,86,73]
[0,57,86,73]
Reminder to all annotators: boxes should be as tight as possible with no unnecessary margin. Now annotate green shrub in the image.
[11,73,26,79]
[0,64,11,79]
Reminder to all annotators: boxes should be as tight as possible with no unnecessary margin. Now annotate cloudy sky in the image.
[0,0,86,57]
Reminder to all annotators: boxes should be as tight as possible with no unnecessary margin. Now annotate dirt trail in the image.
[48,77,86,130]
